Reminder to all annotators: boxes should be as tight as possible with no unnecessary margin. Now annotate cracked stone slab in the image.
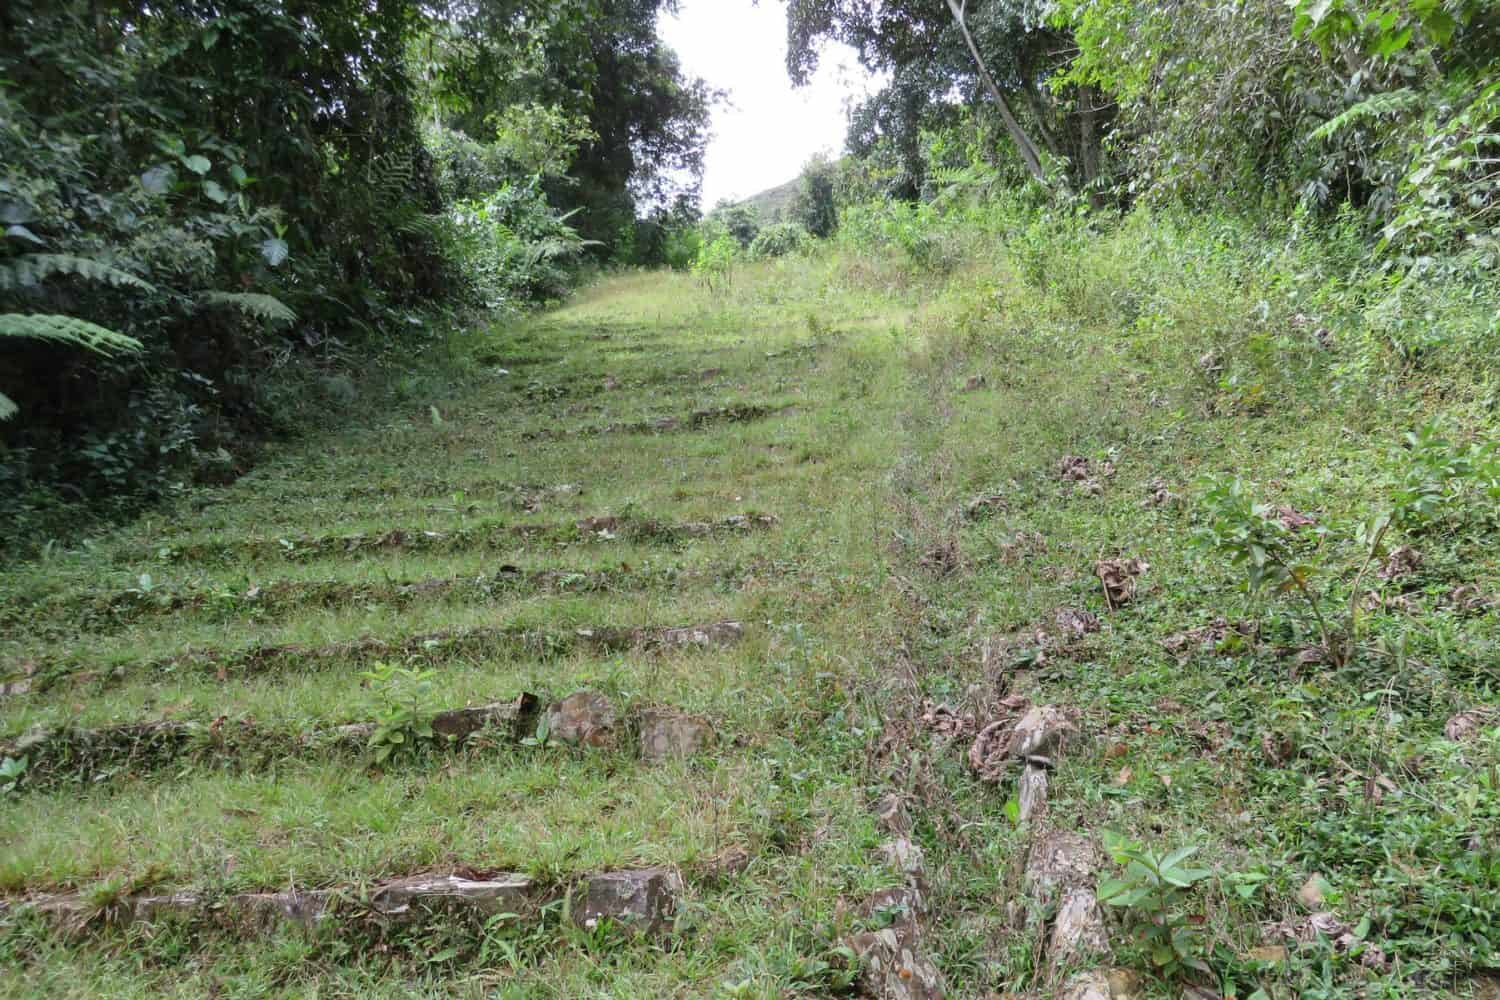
[874,792,911,834]
[652,620,745,647]
[847,834,946,998]
[1025,830,1101,904]
[547,690,619,747]
[4,872,538,932]
[849,924,945,1000]
[637,708,715,761]
[1058,971,1113,1000]
[1006,705,1078,759]
[575,868,683,933]
[430,693,540,741]
[1018,763,1050,822]
[1050,886,1109,969]
[372,874,535,916]
[1024,830,1109,976]
[1445,705,1498,743]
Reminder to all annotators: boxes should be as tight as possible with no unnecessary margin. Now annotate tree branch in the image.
[944,0,1048,183]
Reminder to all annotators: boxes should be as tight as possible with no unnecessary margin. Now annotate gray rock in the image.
[130,892,202,922]
[10,875,538,933]
[547,690,618,747]
[431,693,539,742]
[1018,764,1050,822]
[1058,971,1113,1000]
[1025,830,1101,902]
[236,889,331,926]
[575,868,683,933]
[373,874,534,916]
[655,621,745,648]
[1445,706,1498,743]
[849,923,945,999]
[848,834,946,998]
[1024,831,1109,976]
[324,694,538,751]
[1051,886,1109,968]
[637,708,715,761]
[879,838,928,884]
[1006,705,1077,759]
[874,793,911,834]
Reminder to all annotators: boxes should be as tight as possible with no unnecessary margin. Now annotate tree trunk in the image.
[1021,81,1064,160]
[945,0,1048,184]
[1077,84,1102,193]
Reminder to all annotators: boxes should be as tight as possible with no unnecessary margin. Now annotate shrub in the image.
[750,222,812,258]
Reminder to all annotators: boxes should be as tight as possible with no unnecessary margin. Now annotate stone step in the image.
[3,867,685,939]
[3,564,718,637]
[4,690,718,792]
[120,512,778,565]
[520,403,796,441]
[14,619,747,696]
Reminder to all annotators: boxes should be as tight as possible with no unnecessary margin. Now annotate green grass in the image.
[2,231,1498,997]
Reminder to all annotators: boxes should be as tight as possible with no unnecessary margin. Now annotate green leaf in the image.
[0,199,36,225]
[1098,876,1133,903]
[141,165,177,195]
[1369,25,1411,57]
[1,254,156,293]
[0,391,17,421]
[182,154,212,175]
[1159,844,1202,872]
[260,238,289,267]
[197,291,296,325]
[202,179,229,204]
[5,224,44,245]
[0,314,143,356]
[1101,829,1135,860]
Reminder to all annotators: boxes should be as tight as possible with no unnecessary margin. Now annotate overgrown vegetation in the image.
[2,1,1498,997]
[0,0,713,554]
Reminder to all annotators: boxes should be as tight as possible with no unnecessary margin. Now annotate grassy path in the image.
[2,261,1497,998]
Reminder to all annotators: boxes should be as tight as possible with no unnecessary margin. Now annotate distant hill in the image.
[735,175,800,222]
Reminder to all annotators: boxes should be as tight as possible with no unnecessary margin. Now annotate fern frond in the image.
[0,391,16,421]
[1309,89,1421,143]
[197,291,296,326]
[396,214,448,240]
[0,313,144,356]
[0,254,157,293]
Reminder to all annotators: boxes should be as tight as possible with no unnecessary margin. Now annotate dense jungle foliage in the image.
[0,0,712,553]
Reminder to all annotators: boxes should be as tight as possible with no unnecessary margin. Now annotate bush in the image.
[448,182,594,309]
[662,227,703,271]
[708,203,762,249]
[790,155,839,238]
[750,222,812,258]
[691,231,738,291]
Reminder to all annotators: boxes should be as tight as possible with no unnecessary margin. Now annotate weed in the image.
[1098,832,1215,978]
[0,754,27,795]
[360,663,442,765]
[1197,422,1494,664]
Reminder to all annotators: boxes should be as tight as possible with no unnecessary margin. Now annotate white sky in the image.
[657,0,881,208]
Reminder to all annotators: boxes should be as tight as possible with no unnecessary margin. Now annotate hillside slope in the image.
[2,240,1497,997]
